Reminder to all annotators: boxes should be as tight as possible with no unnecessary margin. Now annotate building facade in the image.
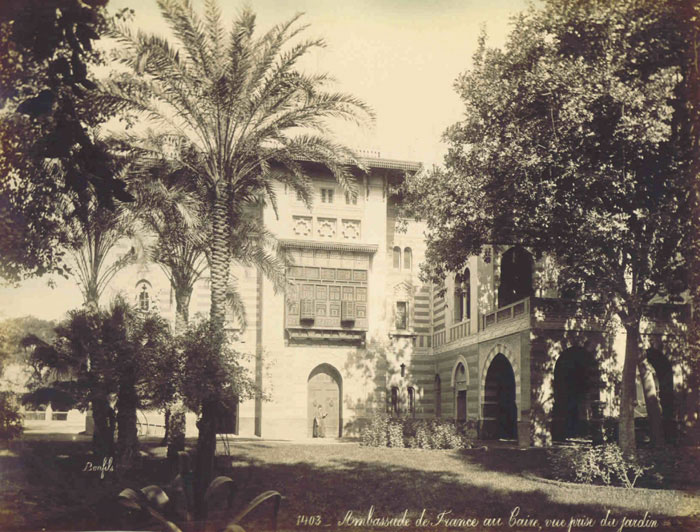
[113,156,691,446]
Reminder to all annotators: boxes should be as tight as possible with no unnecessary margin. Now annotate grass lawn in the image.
[0,437,698,531]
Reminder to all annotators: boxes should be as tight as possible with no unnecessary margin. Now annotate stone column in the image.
[518,410,531,448]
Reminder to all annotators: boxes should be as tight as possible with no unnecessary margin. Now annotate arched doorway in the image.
[482,354,517,439]
[308,364,342,438]
[646,349,676,442]
[454,363,468,423]
[551,347,600,441]
[498,247,533,308]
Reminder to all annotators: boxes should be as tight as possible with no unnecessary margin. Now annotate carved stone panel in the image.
[317,217,337,238]
[342,219,361,240]
[293,216,312,237]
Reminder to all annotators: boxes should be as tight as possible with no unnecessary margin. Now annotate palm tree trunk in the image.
[162,406,171,446]
[92,397,115,459]
[193,190,231,516]
[619,323,641,457]
[174,286,192,331]
[167,286,192,459]
[209,191,231,331]
[116,368,139,469]
[194,399,218,518]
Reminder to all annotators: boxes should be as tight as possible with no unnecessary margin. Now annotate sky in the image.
[1,0,531,322]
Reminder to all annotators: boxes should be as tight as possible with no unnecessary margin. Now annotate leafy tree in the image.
[0,0,132,282]
[0,316,55,381]
[27,298,173,467]
[678,0,700,445]
[105,0,372,509]
[404,0,694,455]
[0,391,23,441]
[176,318,258,512]
[26,307,116,457]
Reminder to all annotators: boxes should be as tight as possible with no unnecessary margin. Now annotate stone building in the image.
[114,155,690,445]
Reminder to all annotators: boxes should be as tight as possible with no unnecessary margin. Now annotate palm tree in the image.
[26,298,172,467]
[68,197,138,308]
[46,137,139,309]
[130,133,289,459]
[40,143,138,458]
[106,0,373,510]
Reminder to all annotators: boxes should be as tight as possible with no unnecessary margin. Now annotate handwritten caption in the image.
[296,507,658,531]
[82,457,115,479]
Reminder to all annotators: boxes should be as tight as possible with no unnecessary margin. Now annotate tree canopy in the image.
[404,0,696,454]
[0,0,132,283]
[105,0,373,330]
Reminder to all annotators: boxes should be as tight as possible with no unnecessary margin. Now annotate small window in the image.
[403,247,412,270]
[321,188,334,203]
[391,386,399,416]
[139,285,150,312]
[408,387,415,418]
[395,301,408,330]
[454,269,471,322]
[296,190,303,201]
[392,246,401,269]
[345,191,357,205]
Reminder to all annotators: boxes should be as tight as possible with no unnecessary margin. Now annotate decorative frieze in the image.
[342,219,361,240]
[292,216,312,237]
[317,217,337,238]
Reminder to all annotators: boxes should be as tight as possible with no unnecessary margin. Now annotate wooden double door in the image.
[308,367,341,438]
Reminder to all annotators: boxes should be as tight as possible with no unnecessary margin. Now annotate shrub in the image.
[360,414,470,450]
[415,421,433,450]
[547,444,650,488]
[0,392,23,441]
[459,419,479,441]
[573,444,649,488]
[360,414,388,447]
[430,421,464,449]
[387,421,404,448]
[119,456,282,532]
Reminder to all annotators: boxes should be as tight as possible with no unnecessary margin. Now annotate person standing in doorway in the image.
[314,404,327,438]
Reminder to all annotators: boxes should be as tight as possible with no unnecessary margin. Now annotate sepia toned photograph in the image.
[0,0,699,530]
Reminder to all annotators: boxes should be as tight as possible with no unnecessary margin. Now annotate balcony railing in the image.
[482,298,530,331]
[431,296,688,352]
[433,329,446,348]
[448,319,471,343]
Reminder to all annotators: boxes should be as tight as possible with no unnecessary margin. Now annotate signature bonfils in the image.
[82,457,115,479]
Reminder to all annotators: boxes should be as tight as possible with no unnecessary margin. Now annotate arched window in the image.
[403,247,412,270]
[136,281,152,312]
[391,386,400,416]
[454,363,467,423]
[498,246,533,308]
[392,246,401,269]
[408,387,416,418]
[435,375,442,418]
[453,269,471,322]
[139,286,150,311]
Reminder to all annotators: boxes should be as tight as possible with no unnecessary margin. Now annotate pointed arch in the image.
[308,363,343,438]
[450,356,470,387]
[481,343,520,418]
